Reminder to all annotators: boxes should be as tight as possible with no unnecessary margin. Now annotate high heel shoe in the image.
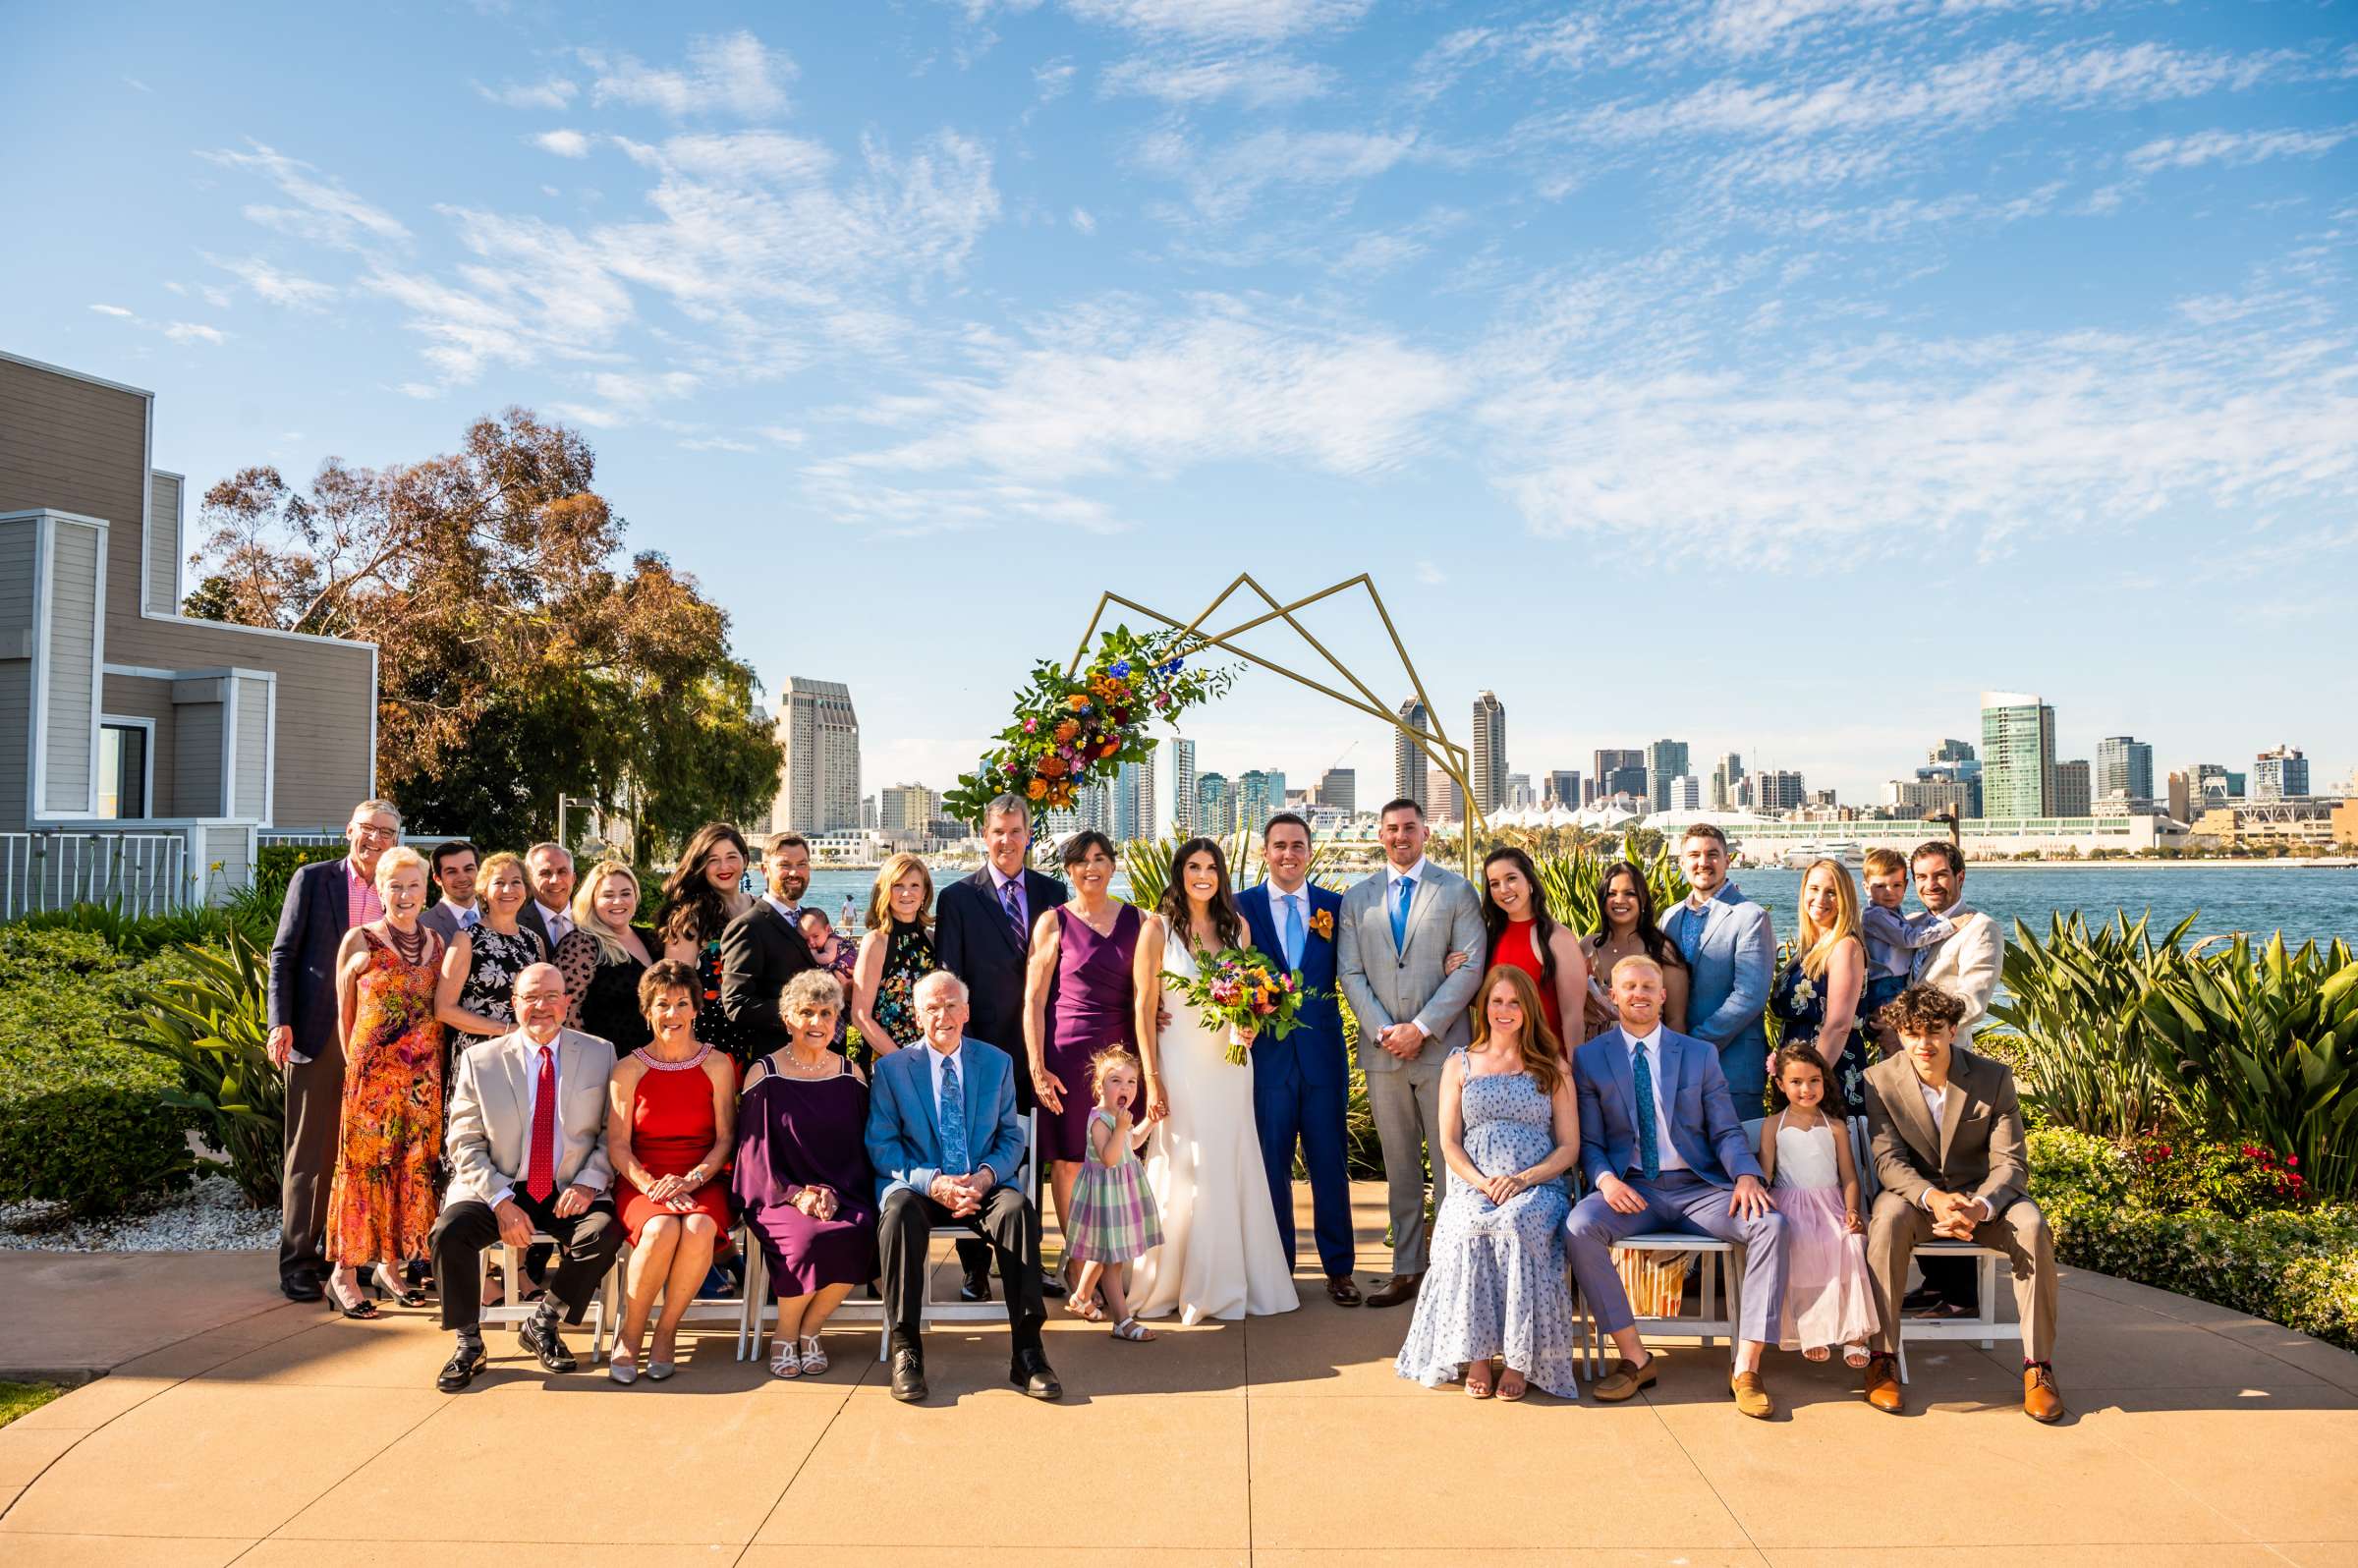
[325,1268,379,1319]
[372,1264,427,1308]
[608,1346,640,1386]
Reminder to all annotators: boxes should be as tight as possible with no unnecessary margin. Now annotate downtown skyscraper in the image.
[1394,697,1430,812]
[770,677,861,834]
[1470,690,1506,818]
[1981,691,2056,818]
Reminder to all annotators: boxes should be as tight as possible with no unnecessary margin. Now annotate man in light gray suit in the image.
[1337,797,1486,1309]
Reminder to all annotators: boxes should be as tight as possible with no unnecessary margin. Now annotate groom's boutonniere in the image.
[1308,908,1335,941]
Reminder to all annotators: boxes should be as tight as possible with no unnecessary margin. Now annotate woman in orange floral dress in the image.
[324,846,447,1318]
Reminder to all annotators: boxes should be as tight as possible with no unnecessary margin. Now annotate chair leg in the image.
[1727,1245,1745,1369]
[1897,1337,1911,1385]
[1979,1254,1999,1351]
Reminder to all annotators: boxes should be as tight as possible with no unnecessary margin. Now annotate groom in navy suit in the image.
[1235,813,1360,1307]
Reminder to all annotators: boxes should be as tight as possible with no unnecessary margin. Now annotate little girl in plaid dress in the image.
[1066,1047,1162,1343]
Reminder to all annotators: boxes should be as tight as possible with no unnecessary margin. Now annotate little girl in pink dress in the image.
[1761,1043,1880,1368]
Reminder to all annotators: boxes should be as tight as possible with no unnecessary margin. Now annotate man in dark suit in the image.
[518,841,577,957]
[720,831,817,1061]
[1235,812,1358,1306]
[932,792,1068,1300]
[266,799,403,1301]
[419,839,481,945]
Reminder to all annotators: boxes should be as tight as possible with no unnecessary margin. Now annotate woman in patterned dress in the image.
[849,852,934,1062]
[556,859,657,1053]
[434,850,547,1044]
[1394,965,1582,1401]
[654,821,756,1067]
[1768,859,1871,1116]
[324,847,446,1318]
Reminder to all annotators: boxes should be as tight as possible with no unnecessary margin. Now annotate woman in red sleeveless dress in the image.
[1477,847,1589,1048]
[604,961,736,1382]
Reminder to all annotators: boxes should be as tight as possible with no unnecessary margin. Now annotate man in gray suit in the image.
[1337,797,1486,1309]
[428,963,622,1391]
[419,840,481,945]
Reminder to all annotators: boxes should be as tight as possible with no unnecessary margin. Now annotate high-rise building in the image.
[770,677,861,833]
[878,782,938,835]
[2053,758,2092,816]
[2254,745,2310,799]
[1755,769,1807,812]
[2194,762,2246,802]
[1164,737,1197,837]
[1316,767,1356,812]
[2097,736,2155,804]
[1426,765,1462,823]
[1667,773,1703,811]
[1710,752,1744,810]
[1547,769,1581,810]
[1235,769,1285,836]
[1931,739,1977,763]
[1980,692,2055,818]
[1195,772,1233,837]
[1110,759,1155,842]
[1646,739,1690,812]
[1594,748,1642,781]
[1394,698,1430,812]
[1888,778,1975,820]
[1470,691,1507,817]
[2165,769,2192,822]
[1505,772,1534,811]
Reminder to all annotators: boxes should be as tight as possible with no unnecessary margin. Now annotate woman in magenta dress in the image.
[734,969,878,1378]
[1023,829,1146,1303]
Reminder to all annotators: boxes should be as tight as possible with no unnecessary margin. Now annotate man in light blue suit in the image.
[1567,954,1788,1418]
[1656,822,1775,1106]
[866,971,1057,1405]
[1236,812,1359,1306]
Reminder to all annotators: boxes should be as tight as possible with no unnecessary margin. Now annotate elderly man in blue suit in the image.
[866,970,1058,1406]
[1236,812,1359,1307]
[1567,954,1788,1419]
[1657,822,1775,1106]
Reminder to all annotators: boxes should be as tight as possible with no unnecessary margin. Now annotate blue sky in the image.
[5,0,2355,805]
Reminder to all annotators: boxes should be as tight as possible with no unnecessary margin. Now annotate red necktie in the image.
[525,1045,557,1203]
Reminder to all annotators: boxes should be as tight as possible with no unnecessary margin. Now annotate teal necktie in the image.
[1282,893,1304,969]
[937,1055,969,1176]
[1391,876,1414,951]
[1632,1041,1661,1181]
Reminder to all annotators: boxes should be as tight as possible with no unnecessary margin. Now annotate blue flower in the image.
[1110,659,1132,678]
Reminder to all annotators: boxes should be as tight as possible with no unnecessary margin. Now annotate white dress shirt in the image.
[1914,1068,1990,1220]
[1623,1025,1689,1174]
[449,899,481,929]
[486,1032,565,1211]
[535,900,575,947]
[763,893,801,923]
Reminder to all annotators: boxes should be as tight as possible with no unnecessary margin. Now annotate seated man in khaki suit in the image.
[429,963,622,1392]
[1860,984,2064,1424]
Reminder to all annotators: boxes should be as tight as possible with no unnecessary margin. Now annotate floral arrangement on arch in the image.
[944,625,1236,824]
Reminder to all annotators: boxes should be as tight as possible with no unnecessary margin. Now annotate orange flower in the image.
[1309,908,1334,940]
[1097,739,1120,758]
[1026,778,1047,801]
[1038,755,1069,779]
[1054,718,1080,743]
[1066,694,1092,711]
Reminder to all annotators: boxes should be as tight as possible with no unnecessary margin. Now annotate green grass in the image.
[0,1380,62,1428]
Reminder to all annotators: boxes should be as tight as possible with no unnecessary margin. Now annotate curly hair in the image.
[1876,981,1967,1037]
[656,821,751,948]
[1768,1041,1843,1121]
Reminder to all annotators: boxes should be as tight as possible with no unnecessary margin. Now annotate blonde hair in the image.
[569,860,641,966]
[1862,847,1907,877]
[867,853,935,933]
[478,851,528,892]
[373,846,428,891]
[1089,1045,1142,1095]
[1609,952,1665,984]
[1794,858,1863,980]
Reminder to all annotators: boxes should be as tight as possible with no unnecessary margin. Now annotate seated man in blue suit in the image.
[1567,954,1788,1419]
[867,970,1058,1406]
[1657,823,1774,1107]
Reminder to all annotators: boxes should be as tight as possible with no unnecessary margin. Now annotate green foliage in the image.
[0,1380,64,1429]
[1518,841,1689,937]
[1986,911,2199,1139]
[117,926,285,1210]
[0,926,197,1215]
[254,844,344,913]
[10,901,247,957]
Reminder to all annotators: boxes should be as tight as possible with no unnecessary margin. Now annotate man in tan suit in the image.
[1904,839,2003,1318]
[1860,984,2064,1424]
[428,963,621,1391]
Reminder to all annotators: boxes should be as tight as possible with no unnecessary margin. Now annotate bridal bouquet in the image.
[1166,948,1319,1067]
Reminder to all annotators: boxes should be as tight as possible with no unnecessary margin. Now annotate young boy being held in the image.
[1859,848,1953,1054]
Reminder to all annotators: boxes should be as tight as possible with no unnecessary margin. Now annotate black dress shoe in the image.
[1039,1273,1066,1300]
[959,1269,993,1304]
[518,1312,578,1373]
[281,1271,325,1303]
[1010,1347,1062,1401]
[437,1340,487,1392]
[889,1346,928,1403]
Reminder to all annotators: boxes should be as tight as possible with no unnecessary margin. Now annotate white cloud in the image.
[1035,58,1077,100]
[1100,52,1332,105]
[758,424,807,446]
[123,75,152,93]
[475,77,580,110]
[88,303,133,317]
[395,381,440,399]
[1070,206,1096,234]
[583,31,796,119]
[533,129,593,158]
[677,434,758,452]
[199,140,412,248]
[162,321,229,344]
[1065,0,1371,44]
[1415,560,1446,585]
[208,253,338,309]
[2126,125,2358,172]
[1139,127,1422,222]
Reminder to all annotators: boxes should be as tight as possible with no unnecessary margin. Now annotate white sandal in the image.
[1112,1315,1155,1343]
[768,1338,802,1378]
[797,1335,828,1375]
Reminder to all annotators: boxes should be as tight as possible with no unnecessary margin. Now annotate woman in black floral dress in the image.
[1768,858,1872,1116]
[655,822,757,1071]
[851,852,934,1060]
[435,850,548,1043]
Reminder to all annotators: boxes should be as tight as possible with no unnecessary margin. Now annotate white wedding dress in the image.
[1128,941,1300,1323]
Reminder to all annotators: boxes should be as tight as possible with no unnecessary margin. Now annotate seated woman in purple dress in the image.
[733,969,878,1379]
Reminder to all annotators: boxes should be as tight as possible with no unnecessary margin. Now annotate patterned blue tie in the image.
[1282,892,1305,969]
[1631,1040,1661,1181]
[1677,900,1709,967]
[937,1054,970,1177]
[1391,875,1414,951]
[997,876,1027,946]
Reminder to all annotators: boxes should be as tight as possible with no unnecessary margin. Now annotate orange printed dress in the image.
[326,927,447,1266]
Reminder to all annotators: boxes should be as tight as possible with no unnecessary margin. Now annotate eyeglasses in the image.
[351,824,398,842]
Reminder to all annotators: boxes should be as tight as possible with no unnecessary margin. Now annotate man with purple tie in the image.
[932,792,1069,1301]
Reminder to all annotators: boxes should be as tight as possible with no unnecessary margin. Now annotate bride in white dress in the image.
[1127,839,1300,1324]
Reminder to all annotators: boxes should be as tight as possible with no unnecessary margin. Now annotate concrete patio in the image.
[3,1184,2355,1566]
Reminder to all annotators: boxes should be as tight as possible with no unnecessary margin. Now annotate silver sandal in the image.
[797,1335,828,1375]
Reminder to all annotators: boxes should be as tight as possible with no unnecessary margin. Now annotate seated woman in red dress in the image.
[602,959,736,1384]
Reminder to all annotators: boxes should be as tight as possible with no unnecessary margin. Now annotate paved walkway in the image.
[3,1184,2354,1566]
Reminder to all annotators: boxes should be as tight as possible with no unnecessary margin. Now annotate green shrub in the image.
[253,843,345,913]
[11,902,245,958]
[0,926,198,1214]
[119,926,285,1210]
[1987,912,2195,1138]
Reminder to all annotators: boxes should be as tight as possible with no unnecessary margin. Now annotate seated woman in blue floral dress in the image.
[1394,965,1584,1401]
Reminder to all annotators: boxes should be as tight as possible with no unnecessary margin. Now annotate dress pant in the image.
[430,1189,623,1331]
[1867,1191,2055,1362]
[1565,1168,1789,1346]
[879,1185,1044,1354]
[1254,1051,1356,1278]
[279,1043,346,1287]
[1367,1057,1446,1275]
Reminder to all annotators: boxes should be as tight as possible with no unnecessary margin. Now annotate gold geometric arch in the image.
[1068,573,1485,869]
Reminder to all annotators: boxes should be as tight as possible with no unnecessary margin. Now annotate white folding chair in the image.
[1852,1119,2024,1382]
[737,1234,886,1364]
[875,1109,1039,1364]
[477,1232,621,1361]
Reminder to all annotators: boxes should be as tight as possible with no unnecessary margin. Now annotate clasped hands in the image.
[927,1170,994,1217]
[645,1164,709,1214]
[791,1184,839,1222]
[1925,1188,1987,1241]
[492,1184,594,1248]
[1476,1170,1530,1205]
[1376,1022,1426,1061]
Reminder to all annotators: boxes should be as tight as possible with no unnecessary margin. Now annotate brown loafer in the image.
[1367,1272,1422,1310]
[1864,1352,1903,1414]
[1730,1370,1774,1420]
[2023,1365,2066,1424]
[1592,1353,1657,1402]
[1324,1275,1363,1307]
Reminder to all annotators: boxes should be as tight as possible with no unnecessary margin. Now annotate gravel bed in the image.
[0,1174,279,1252]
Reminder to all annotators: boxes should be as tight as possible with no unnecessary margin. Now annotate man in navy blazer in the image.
[1567,955,1789,1419]
[1657,823,1775,1106]
[265,799,403,1301]
[865,970,1058,1405]
[1235,812,1359,1305]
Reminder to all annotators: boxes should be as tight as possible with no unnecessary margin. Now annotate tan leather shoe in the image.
[2024,1364,2066,1424]
[1592,1353,1657,1402]
[1367,1271,1422,1310]
[1730,1370,1774,1419]
[1863,1352,1903,1414]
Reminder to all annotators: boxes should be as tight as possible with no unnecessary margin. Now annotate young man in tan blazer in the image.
[1859,983,2065,1424]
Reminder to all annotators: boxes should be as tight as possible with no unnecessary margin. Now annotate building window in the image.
[98,722,148,819]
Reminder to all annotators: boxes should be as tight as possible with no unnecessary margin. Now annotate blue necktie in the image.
[937,1055,969,1177]
[1677,902,1708,966]
[1631,1041,1661,1181]
[1282,892,1304,969]
[997,876,1026,946]
[1391,875,1414,951]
